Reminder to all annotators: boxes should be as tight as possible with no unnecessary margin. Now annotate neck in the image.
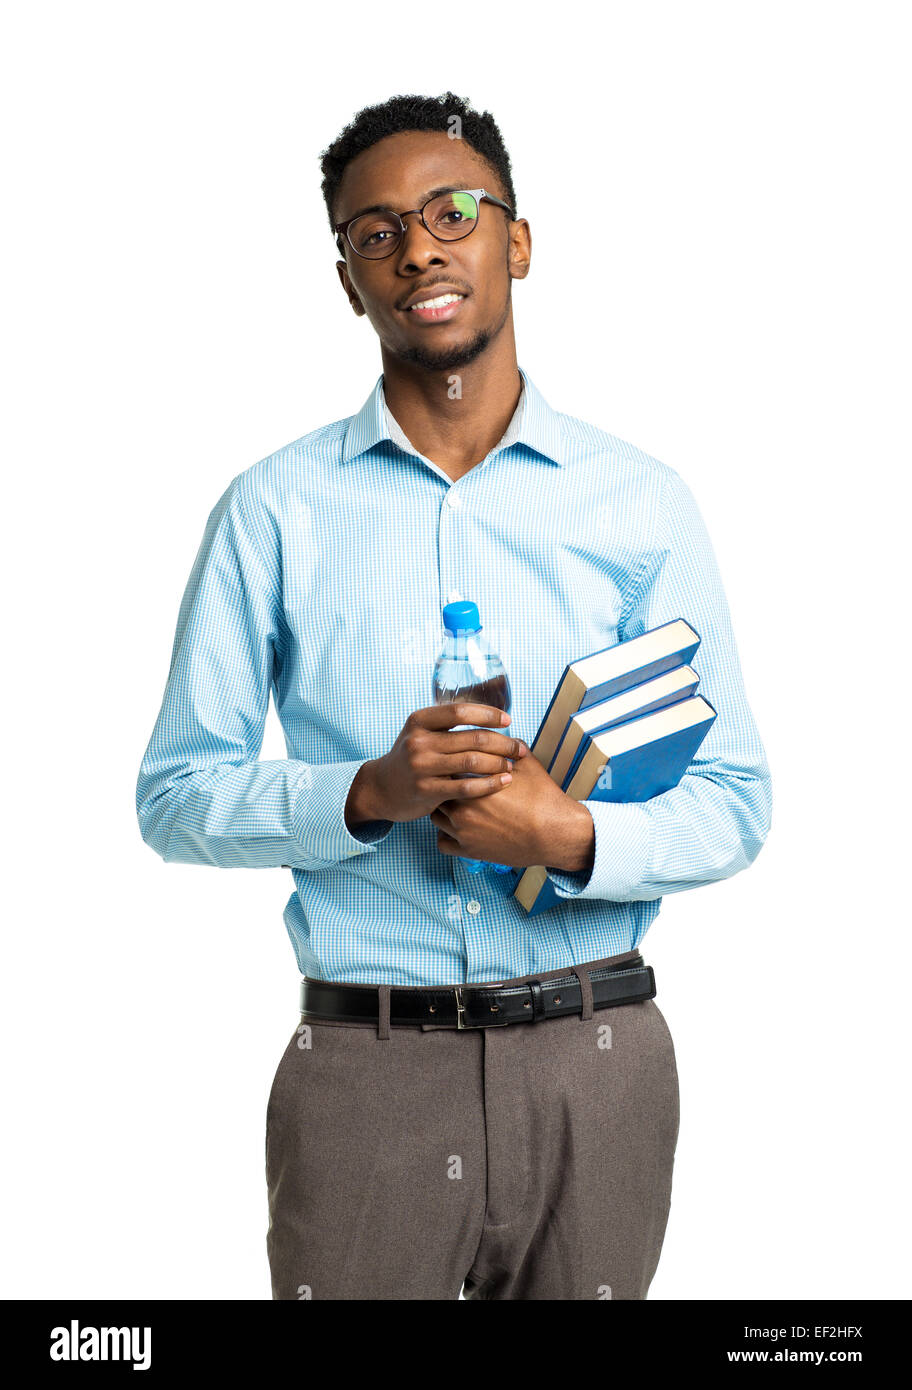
[380,323,522,483]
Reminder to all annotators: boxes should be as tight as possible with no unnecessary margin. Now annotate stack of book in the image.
[513,618,717,914]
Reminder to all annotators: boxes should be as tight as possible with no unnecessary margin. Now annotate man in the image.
[136,91,772,1301]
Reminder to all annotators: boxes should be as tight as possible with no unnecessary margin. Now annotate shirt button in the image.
[446,490,462,509]
[466,899,481,914]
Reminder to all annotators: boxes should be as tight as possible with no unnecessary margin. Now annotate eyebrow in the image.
[342,184,473,224]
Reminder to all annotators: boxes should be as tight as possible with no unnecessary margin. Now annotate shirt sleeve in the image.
[547,464,772,902]
[135,471,394,869]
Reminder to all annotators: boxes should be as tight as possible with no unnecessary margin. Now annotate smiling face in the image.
[332,130,530,372]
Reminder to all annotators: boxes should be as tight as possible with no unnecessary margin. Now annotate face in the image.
[333,130,531,372]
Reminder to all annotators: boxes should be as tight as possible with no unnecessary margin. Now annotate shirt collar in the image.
[341,366,567,468]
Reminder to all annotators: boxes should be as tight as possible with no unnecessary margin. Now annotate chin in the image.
[395,328,491,373]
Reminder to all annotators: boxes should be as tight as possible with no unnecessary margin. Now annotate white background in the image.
[2,0,909,1300]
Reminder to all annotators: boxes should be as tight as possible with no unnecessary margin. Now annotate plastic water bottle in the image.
[432,600,515,876]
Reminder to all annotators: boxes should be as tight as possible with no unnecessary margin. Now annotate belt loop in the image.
[529,979,546,1021]
[377,985,391,1041]
[572,966,594,1021]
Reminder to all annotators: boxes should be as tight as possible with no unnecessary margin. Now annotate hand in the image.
[429,748,595,872]
[346,703,529,827]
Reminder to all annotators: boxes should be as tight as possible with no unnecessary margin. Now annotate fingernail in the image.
[500,773,513,784]
[506,759,514,769]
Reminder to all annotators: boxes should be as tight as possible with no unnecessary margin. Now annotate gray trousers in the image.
[265,948,680,1300]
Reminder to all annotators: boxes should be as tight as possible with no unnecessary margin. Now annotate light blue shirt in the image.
[136,368,772,985]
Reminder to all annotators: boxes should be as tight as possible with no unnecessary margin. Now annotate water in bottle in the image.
[432,600,515,875]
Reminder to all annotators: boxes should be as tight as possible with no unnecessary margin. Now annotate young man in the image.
[136,92,772,1301]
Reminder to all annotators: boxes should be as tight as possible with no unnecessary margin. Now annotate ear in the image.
[336,259,366,316]
[507,218,532,281]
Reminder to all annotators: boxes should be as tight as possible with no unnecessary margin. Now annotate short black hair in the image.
[319,91,517,240]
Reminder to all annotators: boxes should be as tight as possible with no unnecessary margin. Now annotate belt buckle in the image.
[454,984,510,1028]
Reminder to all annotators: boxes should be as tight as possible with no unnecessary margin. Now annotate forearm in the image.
[543,461,774,903]
[548,760,772,902]
[137,756,393,870]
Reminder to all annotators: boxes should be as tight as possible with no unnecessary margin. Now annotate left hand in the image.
[429,748,594,872]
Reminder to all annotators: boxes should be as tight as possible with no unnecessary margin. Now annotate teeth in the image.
[409,293,463,310]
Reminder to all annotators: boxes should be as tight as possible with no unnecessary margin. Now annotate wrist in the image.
[346,760,386,828]
[545,801,595,874]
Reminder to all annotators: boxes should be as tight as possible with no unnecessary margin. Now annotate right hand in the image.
[347,703,529,826]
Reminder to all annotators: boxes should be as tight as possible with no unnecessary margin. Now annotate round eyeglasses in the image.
[334,187,515,260]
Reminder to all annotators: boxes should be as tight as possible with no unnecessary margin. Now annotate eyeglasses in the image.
[334,187,515,260]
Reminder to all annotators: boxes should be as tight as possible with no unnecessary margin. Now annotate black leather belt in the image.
[298,956,655,1030]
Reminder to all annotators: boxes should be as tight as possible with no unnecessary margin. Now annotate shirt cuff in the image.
[547,800,655,902]
[290,760,394,868]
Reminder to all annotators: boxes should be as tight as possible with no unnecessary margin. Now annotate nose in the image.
[394,211,450,271]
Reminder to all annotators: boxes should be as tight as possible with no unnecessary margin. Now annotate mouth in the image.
[400,291,467,323]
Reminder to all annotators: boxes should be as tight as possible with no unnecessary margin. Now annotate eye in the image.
[350,214,401,251]
[427,192,479,233]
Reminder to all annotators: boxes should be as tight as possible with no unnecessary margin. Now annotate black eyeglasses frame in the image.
[333,187,516,260]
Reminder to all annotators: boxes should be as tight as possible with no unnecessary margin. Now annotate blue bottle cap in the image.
[442,600,481,634]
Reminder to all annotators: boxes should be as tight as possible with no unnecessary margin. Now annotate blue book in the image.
[514,694,717,915]
[548,665,700,789]
[529,618,701,772]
